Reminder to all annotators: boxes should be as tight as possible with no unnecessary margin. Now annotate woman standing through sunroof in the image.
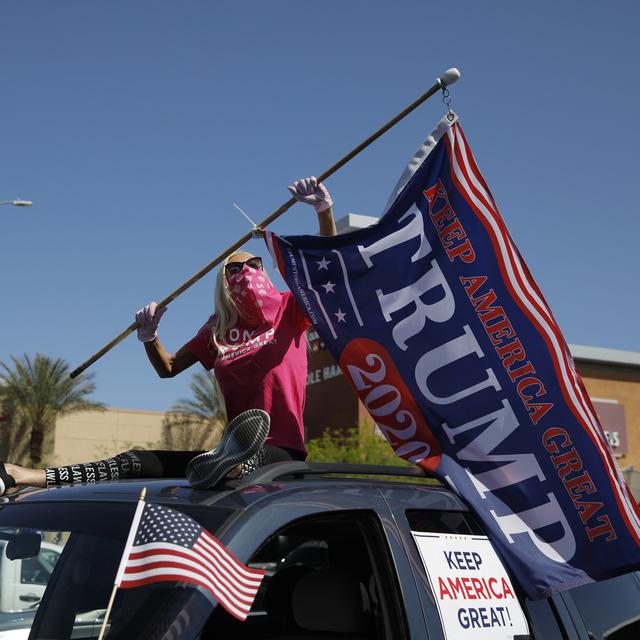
[1,177,336,494]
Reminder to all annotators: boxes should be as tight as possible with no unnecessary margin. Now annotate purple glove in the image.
[288,176,333,213]
[135,302,167,342]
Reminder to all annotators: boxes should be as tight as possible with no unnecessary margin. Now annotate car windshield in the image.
[0,501,234,639]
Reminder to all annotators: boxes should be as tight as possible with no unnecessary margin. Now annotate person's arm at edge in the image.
[143,339,197,378]
[288,177,337,237]
[317,205,337,236]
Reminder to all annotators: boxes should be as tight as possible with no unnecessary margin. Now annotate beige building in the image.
[571,345,640,498]
[53,407,166,466]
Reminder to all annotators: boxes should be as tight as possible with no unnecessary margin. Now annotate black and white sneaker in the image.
[236,447,268,479]
[186,409,270,489]
[0,463,17,496]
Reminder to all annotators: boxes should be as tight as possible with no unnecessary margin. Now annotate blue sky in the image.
[1,1,638,412]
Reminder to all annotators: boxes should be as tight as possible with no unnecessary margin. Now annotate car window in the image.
[0,502,234,639]
[20,547,60,585]
[564,572,640,639]
[203,510,409,639]
[406,508,483,535]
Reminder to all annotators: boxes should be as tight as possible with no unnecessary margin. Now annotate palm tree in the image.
[0,354,104,465]
[162,371,225,451]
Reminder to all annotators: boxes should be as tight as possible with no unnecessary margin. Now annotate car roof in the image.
[4,462,469,511]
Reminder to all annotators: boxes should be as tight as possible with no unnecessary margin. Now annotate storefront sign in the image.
[306,363,342,386]
[592,400,627,457]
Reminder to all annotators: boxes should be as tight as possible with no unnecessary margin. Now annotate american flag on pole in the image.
[114,501,265,621]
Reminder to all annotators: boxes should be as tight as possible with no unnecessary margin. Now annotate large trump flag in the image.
[265,112,640,599]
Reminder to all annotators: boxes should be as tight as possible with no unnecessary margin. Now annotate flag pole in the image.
[98,487,147,640]
[70,68,461,379]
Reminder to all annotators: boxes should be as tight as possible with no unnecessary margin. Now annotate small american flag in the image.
[114,502,265,621]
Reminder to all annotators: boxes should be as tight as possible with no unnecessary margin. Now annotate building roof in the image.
[569,344,640,368]
[336,213,379,233]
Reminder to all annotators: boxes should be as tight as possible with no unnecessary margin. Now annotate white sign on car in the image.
[412,532,530,640]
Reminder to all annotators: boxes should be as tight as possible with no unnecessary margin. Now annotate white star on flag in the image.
[316,256,331,270]
[321,281,336,293]
[335,309,346,322]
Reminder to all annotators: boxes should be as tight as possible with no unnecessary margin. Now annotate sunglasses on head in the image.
[225,256,264,275]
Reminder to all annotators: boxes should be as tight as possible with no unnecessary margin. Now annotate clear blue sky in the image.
[1,1,638,412]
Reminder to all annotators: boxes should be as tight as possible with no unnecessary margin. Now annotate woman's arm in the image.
[135,302,198,377]
[317,205,337,236]
[143,340,197,378]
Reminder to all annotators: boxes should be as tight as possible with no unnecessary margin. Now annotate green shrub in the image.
[306,427,439,484]
[306,427,413,466]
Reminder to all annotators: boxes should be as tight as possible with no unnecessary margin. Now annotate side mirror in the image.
[5,532,42,560]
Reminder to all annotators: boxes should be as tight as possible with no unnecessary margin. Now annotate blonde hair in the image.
[212,252,269,351]
[211,254,241,351]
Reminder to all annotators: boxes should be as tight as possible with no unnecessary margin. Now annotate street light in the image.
[0,199,33,207]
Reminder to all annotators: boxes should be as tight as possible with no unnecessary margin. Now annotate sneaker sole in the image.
[186,409,270,488]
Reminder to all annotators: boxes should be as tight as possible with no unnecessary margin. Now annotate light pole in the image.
[0,199,33,207]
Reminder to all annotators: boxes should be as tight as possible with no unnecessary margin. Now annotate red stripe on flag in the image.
[448,124,633,508]
[121,534,265,621]
[454,125,560,329]
[124,556,260,600]
[127,541,263,591]
[121,571,251,621]
[446,127,630,496]
[444,125,640,540]
[448,126,589,427]
[265,230,287,276]
[199,531,264,584]
[124,551,262,602]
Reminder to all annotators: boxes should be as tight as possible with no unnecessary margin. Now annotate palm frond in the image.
[162,371,225,450]
[0,353,105,464]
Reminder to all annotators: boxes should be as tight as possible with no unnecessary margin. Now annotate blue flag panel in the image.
[265,113,640,599]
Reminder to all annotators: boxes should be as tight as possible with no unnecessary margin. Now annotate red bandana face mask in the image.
[227,265,280,327]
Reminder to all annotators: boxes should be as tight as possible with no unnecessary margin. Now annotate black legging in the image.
[44,446,305,487]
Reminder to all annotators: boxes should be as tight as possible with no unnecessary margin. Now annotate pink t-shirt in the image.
[185,292,310,454]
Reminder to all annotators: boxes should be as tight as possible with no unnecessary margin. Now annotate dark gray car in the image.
[0,462,638,639]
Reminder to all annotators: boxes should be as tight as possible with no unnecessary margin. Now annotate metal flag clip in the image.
[232,203,263,237]
[437,68,460,122]
[442,86,455,121]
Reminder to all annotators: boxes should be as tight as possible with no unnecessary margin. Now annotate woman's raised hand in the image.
[288,176,333,213]
[135,302,167,342]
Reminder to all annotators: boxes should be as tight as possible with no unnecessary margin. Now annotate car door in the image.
[378,485,471,640]
[380,484,628,640]
[202,482,428,638]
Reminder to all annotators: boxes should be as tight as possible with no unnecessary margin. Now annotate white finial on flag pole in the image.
[438,68,461,88]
